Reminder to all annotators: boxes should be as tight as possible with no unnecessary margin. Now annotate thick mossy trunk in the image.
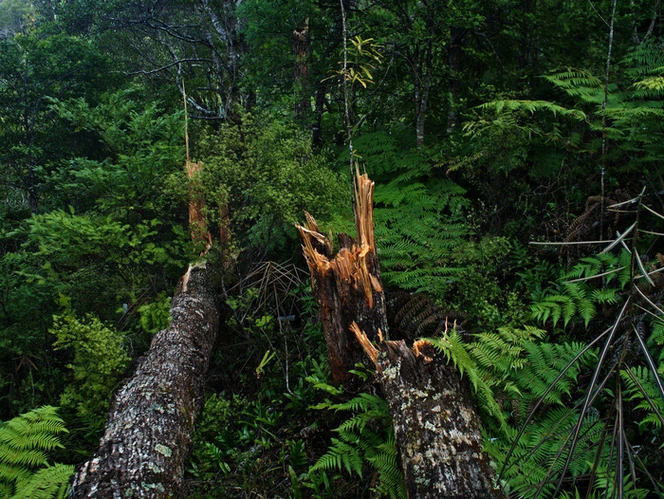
[299,172,499,498]
[68,262,220,499]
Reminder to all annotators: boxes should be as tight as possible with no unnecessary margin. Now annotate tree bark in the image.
[293,17,311,124]
[68,262,220,498]
[446,27,465,134]
[352,327,499,498]
[413,41,432,148]
[298,172,499,497]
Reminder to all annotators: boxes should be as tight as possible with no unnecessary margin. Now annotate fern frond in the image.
[367,434,407,499]
[428,330,509,431]
[478,99,587,120]
[0,406,71,499]
[310,437,364,477]
[621,366,664,429]
[11,464,74,499]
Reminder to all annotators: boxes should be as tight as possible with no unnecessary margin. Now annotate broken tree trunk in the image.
[68,262,220,498]
[352,326,499,498]
[183,80,212,250]
[298,171,499,497]
[296,169,388,386]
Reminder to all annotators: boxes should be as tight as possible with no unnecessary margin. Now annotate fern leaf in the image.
[0,406,71,499]
[11,464,74,499]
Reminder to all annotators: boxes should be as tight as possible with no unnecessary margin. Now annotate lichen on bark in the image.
[68,262,220,499]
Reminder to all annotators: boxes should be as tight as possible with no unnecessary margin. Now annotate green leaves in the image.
[310,392,406,498]
[0,406,73,499]
[197,113,346,252]
[532,252,629,329]
[50,309,130,421]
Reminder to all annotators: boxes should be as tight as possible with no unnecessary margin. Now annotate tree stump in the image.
[298,170,500,497]
[296,170,388,386]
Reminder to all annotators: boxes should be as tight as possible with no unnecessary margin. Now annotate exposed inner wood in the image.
[296,168,388,385]
[299,169,500,497]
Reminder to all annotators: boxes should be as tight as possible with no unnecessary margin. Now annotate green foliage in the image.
[532,251,630,329]
[310,390,406,499]
[353,128,471,294]
[49,88,186,218]
[620,365,664,431]
[136,293,171,334]
[0,406,73,499]
[429,325,596,439]
[487,408,606,499]
[0,87,189,418]
[0,28,114,213]
[0,0,36,35]
[196,114,347,254]
[50,302,130,425]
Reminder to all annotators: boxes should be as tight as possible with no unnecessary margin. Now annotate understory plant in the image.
[0,406,73,499]
[432,189,664,498]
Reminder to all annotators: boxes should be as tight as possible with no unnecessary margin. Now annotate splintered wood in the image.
[296,169,388,386]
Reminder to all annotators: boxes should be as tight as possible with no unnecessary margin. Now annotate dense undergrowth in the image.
[2,0,664,497]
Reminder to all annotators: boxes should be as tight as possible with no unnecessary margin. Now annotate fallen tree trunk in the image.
[298,171,499,498]
[68,262,220,498]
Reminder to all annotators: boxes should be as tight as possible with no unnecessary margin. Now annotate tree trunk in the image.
[298,172,499,497]
[413,42,432,148]
[296,169,388,386]
[446,27,465,134]
[68,262,220,498]
[353,328,499,498]
[293,17,311,124]
[183,81,212,250]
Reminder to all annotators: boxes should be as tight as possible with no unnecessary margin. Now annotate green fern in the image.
[374,178,470,294]
[310,392,406,498]
[543,69,608,105]
[532,251,630,329]
[488,407,605,499]
[520,342,594,405]
[620,365,664,430]
[479,98,588,120]
[366,434,405,499]
[650,318,664,368]
[351,128,472,295]
[310,437,365,477]
[0,406,73,499]
[11,464,74,499]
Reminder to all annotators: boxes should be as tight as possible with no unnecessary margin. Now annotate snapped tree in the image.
[297,169,499,498]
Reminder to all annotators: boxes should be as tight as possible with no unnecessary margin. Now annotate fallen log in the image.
[352,325,498,498]
[68,262,220,498]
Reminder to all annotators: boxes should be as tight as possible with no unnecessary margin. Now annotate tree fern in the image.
[373,177,470,294]
[351,128,472,295]
[0,406,73,499]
